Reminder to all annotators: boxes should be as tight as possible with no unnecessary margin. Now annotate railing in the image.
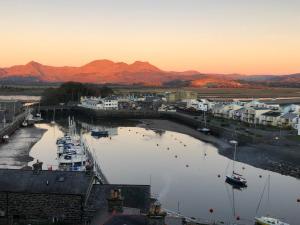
[82,137,109,184]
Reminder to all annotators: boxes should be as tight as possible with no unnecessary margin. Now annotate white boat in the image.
[255,216,289,225]
[255,176,290,225]
[56,118,89,172]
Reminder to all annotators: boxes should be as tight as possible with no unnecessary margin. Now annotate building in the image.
[0,169,151,225]
[280,112,299,129]
[241,107,270,124]
[260,111,282,127]
[79,97,119,110]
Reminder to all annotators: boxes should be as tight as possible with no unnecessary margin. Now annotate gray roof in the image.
[0,169,94,195]
[261,111,282,117]
[281,112,298,120]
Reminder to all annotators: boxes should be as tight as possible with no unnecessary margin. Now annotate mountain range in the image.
[1,60,300,88]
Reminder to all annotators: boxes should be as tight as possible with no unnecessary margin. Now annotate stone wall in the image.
[0,192,84,225]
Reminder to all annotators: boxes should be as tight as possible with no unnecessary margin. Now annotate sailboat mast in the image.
[233,142,237,173]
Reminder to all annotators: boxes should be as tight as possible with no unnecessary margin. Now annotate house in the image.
[0,169,151,225]
[280,112,299,129]
[260,111,282,127]
[79,97,119,110]
[241,107,270,124]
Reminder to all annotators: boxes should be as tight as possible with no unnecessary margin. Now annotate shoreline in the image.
[137,119,300,179]
[0,125,46,169]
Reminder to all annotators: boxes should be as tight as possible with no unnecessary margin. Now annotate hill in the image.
[1,60,299,88]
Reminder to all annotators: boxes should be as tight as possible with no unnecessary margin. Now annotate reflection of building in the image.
[80,122,118,136]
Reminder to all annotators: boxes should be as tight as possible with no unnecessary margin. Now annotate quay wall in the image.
[39,106,255,144]
[0,111,27,142]
[73,106,161,120]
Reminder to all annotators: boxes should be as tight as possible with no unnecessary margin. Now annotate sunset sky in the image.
[0,0,300,75]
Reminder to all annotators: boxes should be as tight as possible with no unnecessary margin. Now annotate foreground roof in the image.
[0,169,94,195]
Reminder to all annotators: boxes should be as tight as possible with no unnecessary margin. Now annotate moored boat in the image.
[255,216,289,225]
[225,140,248,187]
[91,129,109,137]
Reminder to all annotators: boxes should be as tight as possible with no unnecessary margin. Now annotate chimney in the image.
[32,160,43,174]
[147,202,166,225]
[107,189,124,213]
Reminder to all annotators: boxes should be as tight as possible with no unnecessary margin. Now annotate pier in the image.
[0,110,28,142]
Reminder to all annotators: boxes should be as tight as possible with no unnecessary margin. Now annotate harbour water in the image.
[29,122,300,225]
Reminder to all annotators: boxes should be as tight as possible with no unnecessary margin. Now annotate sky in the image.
[0,0,300,75]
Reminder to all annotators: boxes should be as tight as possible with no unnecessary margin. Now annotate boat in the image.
[255,217,289,225]
[197,111,210,134]
[91,129,109,137]
[255,175,290,225]
[2,135,9,142]
[56,118,88,171]
[225,140,247,187]
[21,121,28,127]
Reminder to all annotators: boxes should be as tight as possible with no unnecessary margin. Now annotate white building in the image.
[79,96,119,110]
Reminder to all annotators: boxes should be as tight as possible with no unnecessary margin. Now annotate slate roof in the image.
[0,169,94,195]
[281,112,298,120]
[261,111,282,117]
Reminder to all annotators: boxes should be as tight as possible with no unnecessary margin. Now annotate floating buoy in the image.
[175,155,178,158]
[217,174,221,178]
[157,144,159,146]
[297,198,300,203]
[167,147,170,150]
[236,216,240,221]
[186,164,189,168]
[242,167,245,170]
[184,144,186,147]
[209,208,214,213]
[204,153,207,156]
[109,137,112,140]
[259,175,262,178]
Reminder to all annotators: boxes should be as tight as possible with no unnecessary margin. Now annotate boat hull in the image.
[226,175,247,187]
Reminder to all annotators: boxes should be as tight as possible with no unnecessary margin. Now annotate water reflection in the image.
[29,122,300,225]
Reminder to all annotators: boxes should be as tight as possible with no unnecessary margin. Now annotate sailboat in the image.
[225,140,247,187]
[197,110,210,134]
[255,175,289,225]
[51,108,56,124]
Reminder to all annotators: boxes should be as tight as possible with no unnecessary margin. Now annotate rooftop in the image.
[262,111,282,117]
[0,169,94,195]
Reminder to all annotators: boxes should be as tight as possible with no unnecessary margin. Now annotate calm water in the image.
[29,122,300,225]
